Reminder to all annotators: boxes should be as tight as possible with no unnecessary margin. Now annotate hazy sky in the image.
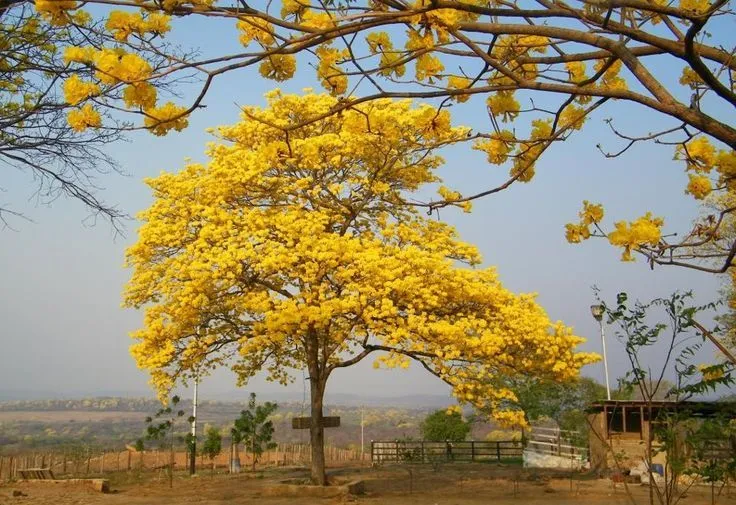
[0,14,726,402]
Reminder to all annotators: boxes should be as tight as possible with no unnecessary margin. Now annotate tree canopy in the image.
[3,0,736,277]
[123,91,597,482]
[421,407,471,442]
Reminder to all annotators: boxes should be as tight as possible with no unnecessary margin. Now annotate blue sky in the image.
[0,10,727,402]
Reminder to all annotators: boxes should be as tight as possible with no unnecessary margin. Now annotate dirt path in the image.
[1,464,734,505]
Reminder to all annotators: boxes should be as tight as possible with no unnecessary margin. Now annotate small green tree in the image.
[201,426,222,476]
[231,393,277,472]
[420,409,471,442]
[136,395,187,488]
[602,291,735,505]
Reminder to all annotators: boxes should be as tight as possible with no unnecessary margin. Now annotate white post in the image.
[190,377,198,475]
[600,321,611,400]
[360,406,364,461]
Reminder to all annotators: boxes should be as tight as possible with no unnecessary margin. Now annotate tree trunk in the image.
[309,373,327,485]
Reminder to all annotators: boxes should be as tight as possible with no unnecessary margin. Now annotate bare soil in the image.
[1,463,734,505]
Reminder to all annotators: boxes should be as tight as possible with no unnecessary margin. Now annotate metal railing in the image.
[370,440,522,464]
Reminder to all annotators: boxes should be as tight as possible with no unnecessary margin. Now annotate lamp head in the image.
[590,304,605,322]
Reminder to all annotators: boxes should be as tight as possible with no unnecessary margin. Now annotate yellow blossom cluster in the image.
[564,201,604,243]
[124,91,597,420]
[237,16,275,46]
[259,54,297,82]
[143,102,189,136]
[698,364,724,381]
[34,0,77,26]
[608,212,664,261]
[105,11,171,41]
[63,75,100,105]
[316,46,349,95]
[67,103,101,132]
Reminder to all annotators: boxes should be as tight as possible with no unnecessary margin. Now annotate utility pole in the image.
[360,406,364,462]
[590,304,611,400]
[189,376,199,475]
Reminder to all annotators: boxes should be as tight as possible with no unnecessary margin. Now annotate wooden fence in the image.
[0,443,365,482]
[526,426,587,460]
[371,440,523,464]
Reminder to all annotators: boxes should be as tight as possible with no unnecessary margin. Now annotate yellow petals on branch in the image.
[594,59,627,91]
[63,46,95,65]
[564,201,603,244]
[366,32,392,54]
[566,61,587,84]
[123,82,157,109]
[686,174,712,200]
[580,200,604,225]
[93,50,152,85]
[558,104,587,131]
[67,103,101,132]
[144,102,188,136]
[316,46,348,95]
[35,0,77,26]
[487,92,520,122]
[608,212,664,261]
[680,0,710,14]
[259,54,296,82]
[281,0,308,18]
[415,53,444,82]
[677,136,716,173]
[237,16,275,46]
[301,10,334,30]
[63,75,100,105]
[106,11,171,41]
[448,76,472,102]
[473,130,515,165]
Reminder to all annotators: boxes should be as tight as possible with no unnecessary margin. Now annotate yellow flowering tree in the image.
[5,0,736,275]
[123,92,597,484]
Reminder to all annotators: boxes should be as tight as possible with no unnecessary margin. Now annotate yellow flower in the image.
[35,0,77,25]
[105,11,146,41]
[580,200,604,225]
[473,130,515,165]
[63,46,95,65]
[281,0,308,18]
[237,16,275,46]
[316,46,348,95]
[487,92,520,122]
[677,136,716,173]
[63,75,100,105]
[67,103,101,132]
[123,82,158,109]
[686,174,712,200]
[144,102,188,136]
[415,53,444,82]
[259,54,296,82]
[608,212,664,261]
[448,76,472,103]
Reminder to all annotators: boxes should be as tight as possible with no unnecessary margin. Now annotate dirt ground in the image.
[2,463,735,505]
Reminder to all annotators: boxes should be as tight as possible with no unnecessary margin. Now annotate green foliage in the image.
[231,393,277,470]
[201,426,222,461]
[420,410,470,442]
[135,395,186,451]
[603,291,734,400]
[601,290,736,505]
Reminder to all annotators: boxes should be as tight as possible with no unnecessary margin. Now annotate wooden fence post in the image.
[496,443,501,461]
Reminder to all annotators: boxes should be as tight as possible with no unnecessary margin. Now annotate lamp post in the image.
[590,304,611,401]
[189,376,198,475]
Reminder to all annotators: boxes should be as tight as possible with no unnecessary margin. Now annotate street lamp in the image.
[189,375,199,475]
[590,304,611,401]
